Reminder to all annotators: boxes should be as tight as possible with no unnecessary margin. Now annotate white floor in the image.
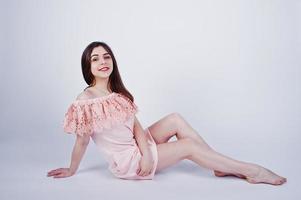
[0,135,299,200]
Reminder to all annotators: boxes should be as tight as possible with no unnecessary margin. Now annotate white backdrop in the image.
[1,0,300,199]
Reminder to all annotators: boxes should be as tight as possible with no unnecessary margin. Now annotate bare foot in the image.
[214,170,246,179]
[246,166,287,185]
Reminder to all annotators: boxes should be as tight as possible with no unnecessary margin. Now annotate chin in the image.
[98,73,112,78]
[93,69,113,78]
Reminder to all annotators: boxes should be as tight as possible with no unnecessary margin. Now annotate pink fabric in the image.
[62,92,158,180]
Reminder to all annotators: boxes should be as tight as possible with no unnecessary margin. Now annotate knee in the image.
[167,112,184,126]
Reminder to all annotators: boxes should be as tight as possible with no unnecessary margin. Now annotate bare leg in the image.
[148,113,243,177]
[148,113,287,185]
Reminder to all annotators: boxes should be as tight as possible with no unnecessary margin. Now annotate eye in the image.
[91,57,98,62]
[104,55,111,59]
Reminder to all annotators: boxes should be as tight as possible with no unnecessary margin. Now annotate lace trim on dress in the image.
[62,93,138,136]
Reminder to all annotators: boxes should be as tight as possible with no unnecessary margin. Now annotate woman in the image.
[47,41,286,185]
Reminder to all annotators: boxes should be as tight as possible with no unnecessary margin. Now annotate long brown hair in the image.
[81,41,134,102]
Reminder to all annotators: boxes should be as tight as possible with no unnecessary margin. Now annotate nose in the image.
[100,59,106,64]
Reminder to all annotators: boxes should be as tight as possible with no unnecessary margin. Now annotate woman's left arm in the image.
[133,116,152,156]
[133,116,155,176]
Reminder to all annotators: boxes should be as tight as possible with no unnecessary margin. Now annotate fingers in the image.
[47,171,62,177]
[47,171,69,178]
[47,170,59,176]
[47,168,66,177]
[136,161,155,177]
[137,167,146,176]
[141,170,152,177]
[137,167,153,177]
[47,171,60,176]
[47,172,63,178]
[136,167,141,175]
[141,163,155,176]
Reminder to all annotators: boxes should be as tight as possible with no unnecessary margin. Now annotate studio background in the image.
[1,0,300,199]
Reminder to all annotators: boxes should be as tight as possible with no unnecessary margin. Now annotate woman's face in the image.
[90,46,113,79]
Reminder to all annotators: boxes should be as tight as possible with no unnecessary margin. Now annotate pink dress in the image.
[62,92,158,180]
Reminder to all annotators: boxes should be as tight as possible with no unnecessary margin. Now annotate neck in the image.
[93,77,111,93]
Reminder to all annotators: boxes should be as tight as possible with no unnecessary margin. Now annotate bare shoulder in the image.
[76,89,94,100]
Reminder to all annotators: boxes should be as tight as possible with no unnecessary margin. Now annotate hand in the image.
[136,153,155,177]
[47,168,75,178]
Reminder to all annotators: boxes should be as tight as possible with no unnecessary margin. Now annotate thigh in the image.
[147,113,178,144]
[155,138,193,172]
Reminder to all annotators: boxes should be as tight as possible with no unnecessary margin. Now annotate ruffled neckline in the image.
[63,92,138,136]
[72,92,117,105]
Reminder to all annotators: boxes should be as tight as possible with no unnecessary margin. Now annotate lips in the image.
[98,66,109,71]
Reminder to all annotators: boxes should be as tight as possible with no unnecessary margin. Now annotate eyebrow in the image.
[90,52,110,58]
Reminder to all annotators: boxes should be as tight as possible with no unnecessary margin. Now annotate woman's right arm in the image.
[47,134,90,178]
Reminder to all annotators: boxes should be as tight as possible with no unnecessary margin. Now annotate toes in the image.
[274,177,287,185]
[278,178,287,185]
[275,180,283,185]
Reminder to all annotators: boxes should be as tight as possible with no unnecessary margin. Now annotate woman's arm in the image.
[47,134,90,178]
[69,134,90,173]
[133,116,155,176]
[133,116,151,156]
